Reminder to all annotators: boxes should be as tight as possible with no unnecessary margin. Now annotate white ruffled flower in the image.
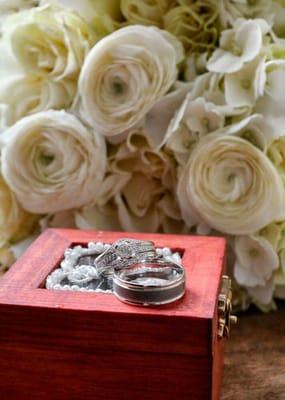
[247,280,275,306]
[39,0,98,22]
[77,130,185,233]
[142,83,190,149]
[165,96,225,164]
[189,72,239,109]
[218,0,274,28]
[0,247,15,276]
[121,0,172,27]
[234,235,279,287]
[234,235,278,304]
[1,3,94,81]
[207,18,268,73]
[255,58,285,137]
[40,0,123,31]
[78,25,184,137]
[0,74,74,127]
[268,135,285,183]
[177,134,285,235]
[258,222,285,297]
[0,0,37,27]
[224,56,266,107]
[0,175,36,247]
[271,0,285,38]
[75,204,122,232]
[184,52,208,82]
[1,110,106,214]
[216,114,275,150]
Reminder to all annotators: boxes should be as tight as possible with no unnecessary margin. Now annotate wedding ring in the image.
[95,238,156,276]
[113,259,185,306]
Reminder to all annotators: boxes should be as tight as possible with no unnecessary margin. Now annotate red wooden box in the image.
[0,228,226,400]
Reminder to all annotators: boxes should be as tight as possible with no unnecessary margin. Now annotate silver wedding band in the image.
[113,259,185,306]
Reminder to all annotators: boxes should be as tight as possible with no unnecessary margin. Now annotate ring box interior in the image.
[0,228,226,400]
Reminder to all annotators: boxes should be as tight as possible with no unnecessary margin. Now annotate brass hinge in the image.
[218,275,237,339]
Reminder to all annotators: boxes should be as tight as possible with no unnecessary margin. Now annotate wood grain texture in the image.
[222,302,285,400]
[0,229,226,400]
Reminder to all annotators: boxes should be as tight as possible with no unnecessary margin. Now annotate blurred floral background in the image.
[1,0,285,311]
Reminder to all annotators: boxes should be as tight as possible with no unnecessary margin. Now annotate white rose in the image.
[78,25,184,137]
[207,18,268,73]
[0,74,74,127]
[0,175,36,247]
[1,3,94,81]
[1,110,106,214]
[177,134,285,235]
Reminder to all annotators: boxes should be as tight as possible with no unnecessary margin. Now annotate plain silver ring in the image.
[113,259,185,306]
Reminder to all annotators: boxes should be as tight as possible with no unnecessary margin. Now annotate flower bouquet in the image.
[1,0,285,311]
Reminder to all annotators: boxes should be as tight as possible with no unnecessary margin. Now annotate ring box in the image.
[0,228,226,400]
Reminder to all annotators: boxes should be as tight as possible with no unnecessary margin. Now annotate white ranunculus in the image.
[0,74,75,127]
[207,18,267,73]
[78,25,184,137]
[1,110,106,214]
[177,134,285,235]
[225,56,266,107]
[165,96,225,164]
[0,175,36,247]
[1,3,94,81]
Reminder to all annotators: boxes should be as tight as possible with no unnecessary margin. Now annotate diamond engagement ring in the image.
[95,238,156,276]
